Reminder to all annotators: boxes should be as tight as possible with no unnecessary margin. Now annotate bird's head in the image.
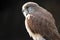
[22,2,40,17]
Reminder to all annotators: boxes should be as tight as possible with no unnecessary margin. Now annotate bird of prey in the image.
[22,2,60,40]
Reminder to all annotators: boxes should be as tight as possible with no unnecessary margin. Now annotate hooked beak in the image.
[22,9,29,17]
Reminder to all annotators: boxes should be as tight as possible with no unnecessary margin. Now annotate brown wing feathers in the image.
[26,14,60,40]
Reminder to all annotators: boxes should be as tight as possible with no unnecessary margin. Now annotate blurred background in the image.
[0,0,60,40]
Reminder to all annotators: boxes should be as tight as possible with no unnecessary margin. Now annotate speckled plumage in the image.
[22,2,60,40]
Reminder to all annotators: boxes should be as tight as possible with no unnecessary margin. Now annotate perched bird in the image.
[22,2,60,40]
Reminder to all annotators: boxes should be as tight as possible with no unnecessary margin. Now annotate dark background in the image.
[0,0,60,40]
